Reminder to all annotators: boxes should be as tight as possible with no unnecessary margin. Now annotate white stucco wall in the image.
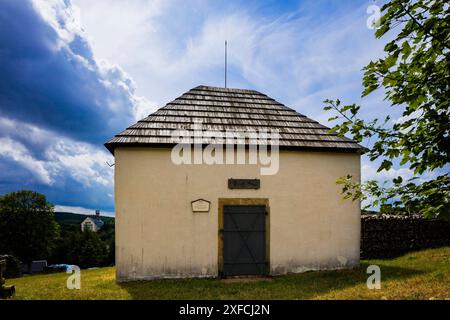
[114,147,361,281]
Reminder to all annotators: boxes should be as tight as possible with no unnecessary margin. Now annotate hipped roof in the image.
[105,85,361,154]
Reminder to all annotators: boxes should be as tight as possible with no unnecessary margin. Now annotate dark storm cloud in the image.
[0,0,153,212]
[0,0,137,145]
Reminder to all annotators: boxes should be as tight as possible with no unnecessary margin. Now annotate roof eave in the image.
[104,142,115,155]
[104,142,363,155]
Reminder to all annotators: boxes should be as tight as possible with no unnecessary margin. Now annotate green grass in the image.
[5,247,449,300]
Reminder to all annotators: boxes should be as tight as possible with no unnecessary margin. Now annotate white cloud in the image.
[71,0,387,115]
[132,95,158,121]
[362,162,415,183]
[45,140,113,188]
[0,116,114,189]
[31,0,84,47]
[0,137,53,185]
[361,158,440,185]
[29,0,157,125]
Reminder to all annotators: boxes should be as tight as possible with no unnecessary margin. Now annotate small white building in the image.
[81,210,104,232]
[106,85,361,281]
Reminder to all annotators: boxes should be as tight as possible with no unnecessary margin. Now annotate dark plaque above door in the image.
[228,178,260,190]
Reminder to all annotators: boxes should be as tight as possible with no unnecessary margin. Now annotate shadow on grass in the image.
[118,263,425,300]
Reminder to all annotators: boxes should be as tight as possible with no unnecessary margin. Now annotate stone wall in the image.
[361,214,450,259]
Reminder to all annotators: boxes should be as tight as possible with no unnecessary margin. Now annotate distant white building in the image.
[81,210,104,232]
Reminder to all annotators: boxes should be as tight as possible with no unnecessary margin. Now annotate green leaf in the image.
[378,160,392,172]
[401,41,412,60]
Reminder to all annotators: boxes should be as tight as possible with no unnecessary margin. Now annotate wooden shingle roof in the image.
[105,85,361,154]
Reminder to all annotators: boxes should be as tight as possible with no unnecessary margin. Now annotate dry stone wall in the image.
[360,214,450,259]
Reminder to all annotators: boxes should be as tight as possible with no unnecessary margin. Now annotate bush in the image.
[63,231,108,268]
[0,254,22,278]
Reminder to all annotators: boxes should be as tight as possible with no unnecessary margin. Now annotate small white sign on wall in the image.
[191,199,211,212]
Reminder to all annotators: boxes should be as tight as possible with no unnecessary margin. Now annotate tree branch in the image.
[398,1,450,50]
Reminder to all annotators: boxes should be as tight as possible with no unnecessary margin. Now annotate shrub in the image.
[0,254,22,278]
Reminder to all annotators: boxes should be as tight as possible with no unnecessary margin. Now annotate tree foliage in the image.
[0,190,60,264]
[50,217,115,268]
[324,0,449,218]
[63,231,109,268]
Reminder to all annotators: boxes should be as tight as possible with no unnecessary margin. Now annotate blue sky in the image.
[0,0,424,215]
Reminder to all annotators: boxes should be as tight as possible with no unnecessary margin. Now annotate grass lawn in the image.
[5,247,449,300]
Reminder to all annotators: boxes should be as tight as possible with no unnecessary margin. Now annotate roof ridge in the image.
[193,85,262,94]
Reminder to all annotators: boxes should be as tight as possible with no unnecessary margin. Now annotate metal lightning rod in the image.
[225,40,227,88]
